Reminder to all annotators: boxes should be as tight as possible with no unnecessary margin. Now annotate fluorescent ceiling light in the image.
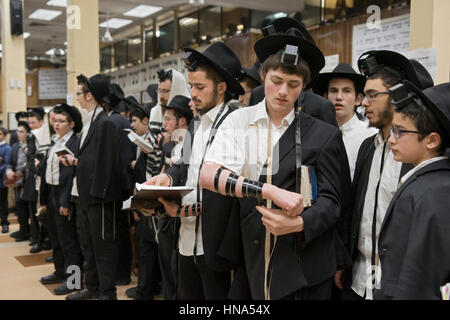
[273,12,287,19]
[24,32,31,39]
[46,48,65,56]
[180,17,197,26]
[100,18,133,29]
[29,9,62,21]
[46,0,67,7]
[123,5,162,18]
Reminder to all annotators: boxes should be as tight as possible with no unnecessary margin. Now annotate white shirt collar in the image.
[0,141,6,146]
[201,102,225,123]
[57,130,74,144]
[401,156,449,184]
[340,114,360,133]
[252,98,295,127]
[373,130,387,148]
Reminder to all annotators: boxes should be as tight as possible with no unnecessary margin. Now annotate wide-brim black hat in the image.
[254,33,325,77]
[15,111,28,122]
[313,63,366,96]
[240,61,262,85]
[271,17,315,44]
[146,84,158,103]
[166,95,193,121]
[76,73,110,104]
[357,50,434,90]
[184,42,245,96]
[53,103,83,133]
[104,83,126,112]
[27,107,46,119]
[126,96,149,117]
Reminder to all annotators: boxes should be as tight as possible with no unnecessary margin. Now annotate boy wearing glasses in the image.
[344,50,434,300]
[374,81,450,300]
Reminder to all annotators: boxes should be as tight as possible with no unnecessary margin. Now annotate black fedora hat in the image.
[313,63,366,96]
[27,107,46,119]
[390,80,450,146]
[254,28,325,77]
[53,103,83,133]
[166,95,193,121]
[357,50,434,90]
[240,61,262,86]
[125,96,149,117]
[15,111,28,122]
[146,84,158,103]
[76,73,110,103]
[271,17,315,44]
[183,42,245,96]
[104,83,126,112]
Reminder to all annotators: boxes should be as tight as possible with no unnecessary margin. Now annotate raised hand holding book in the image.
[124,129,153,153]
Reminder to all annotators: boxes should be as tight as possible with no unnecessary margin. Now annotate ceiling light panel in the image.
[46,0,67,7]
[123,5,162,18]
[99,18,133,29]
[28,9,62,21]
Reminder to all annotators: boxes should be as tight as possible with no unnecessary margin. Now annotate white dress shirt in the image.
[45,130,73,186]
[205,98,295,180]
[352,131,403,299]
[178,103,229,257]
[340,114,378,181]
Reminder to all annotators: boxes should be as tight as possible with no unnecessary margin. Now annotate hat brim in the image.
[77,74,107,103]
[242,67,262,85]
[184,47,245,96]
[54,104,83,133]
[313,72,366,96]
[254,34,325,76]
[402,80,450,143]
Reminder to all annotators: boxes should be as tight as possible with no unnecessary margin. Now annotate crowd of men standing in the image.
[0,16,449,301]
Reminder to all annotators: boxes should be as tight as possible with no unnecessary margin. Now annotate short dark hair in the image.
[0,127,8,135]
[190,62,233,101]
[396,101,447,154]
[130,108,149,121]
[28,111,44,121]
[53,109,73,124]
[261,51,311,86]
[240,75,260,92]
[77,78,90,94]
[367,66,403,89]
[169,109,192,126]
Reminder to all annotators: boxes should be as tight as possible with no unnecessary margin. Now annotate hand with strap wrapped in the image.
[201,161,304,217]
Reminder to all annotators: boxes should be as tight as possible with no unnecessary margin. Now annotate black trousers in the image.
[77,200,120,298]
[157,218,178,300]
[281,276,334,300]
[46,185,82,278]
[177,253,231,300]
[115,210,132,282]
[0,187,9,226]
[15,188,30,236]
[136,215,161,299]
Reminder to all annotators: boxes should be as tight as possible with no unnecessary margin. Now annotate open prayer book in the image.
[55,146,74,157]
[122,184,193,210]
[124,129,152,153]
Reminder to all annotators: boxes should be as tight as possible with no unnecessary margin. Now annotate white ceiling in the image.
[0,0,307,65]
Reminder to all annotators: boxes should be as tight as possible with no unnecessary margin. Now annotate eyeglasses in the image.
[76,92,86,96]
[390,126,424,139]
[362,91,390,103]
[16,130,26,134]
[54,120,68,124]
[163,116,176,122]
[158,89,171,95]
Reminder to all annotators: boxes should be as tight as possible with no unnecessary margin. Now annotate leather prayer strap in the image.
[295,107,302,194]
[264,120,277,301]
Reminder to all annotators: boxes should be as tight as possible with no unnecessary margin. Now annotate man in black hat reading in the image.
[144,42,244,299]
[63,73,122,300]
[346,50,434,300]
[248,17,338,127]
[39,103,83,295]
[374,81,450,300]
[199,29,350,300]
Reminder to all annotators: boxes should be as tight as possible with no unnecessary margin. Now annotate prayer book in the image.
[124,129,152,153]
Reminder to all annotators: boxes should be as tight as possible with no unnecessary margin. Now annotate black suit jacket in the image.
[76,110,121,205]
[40,133,79,209]
[374,159,450,300]
[228,112,348,300]
[344,134,413,289]
[249,85,338,127]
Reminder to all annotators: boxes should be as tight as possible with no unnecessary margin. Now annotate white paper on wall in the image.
[39,69,67,100]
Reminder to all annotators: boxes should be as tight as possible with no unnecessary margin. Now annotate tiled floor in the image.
[0,213,137,300]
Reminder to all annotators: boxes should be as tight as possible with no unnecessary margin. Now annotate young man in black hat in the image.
[199,29,350,300]
[375,81,450,300]
[145,42,244,299]
[346,50,434,300]
[104,84,134,286]
[314,63,377,181]
[248,17,338,127]
[39,104,83,295]
[9,111,28,147]
[63,73,122,300]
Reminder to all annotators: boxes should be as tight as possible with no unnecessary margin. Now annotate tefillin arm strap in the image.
[214,167,264,202]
